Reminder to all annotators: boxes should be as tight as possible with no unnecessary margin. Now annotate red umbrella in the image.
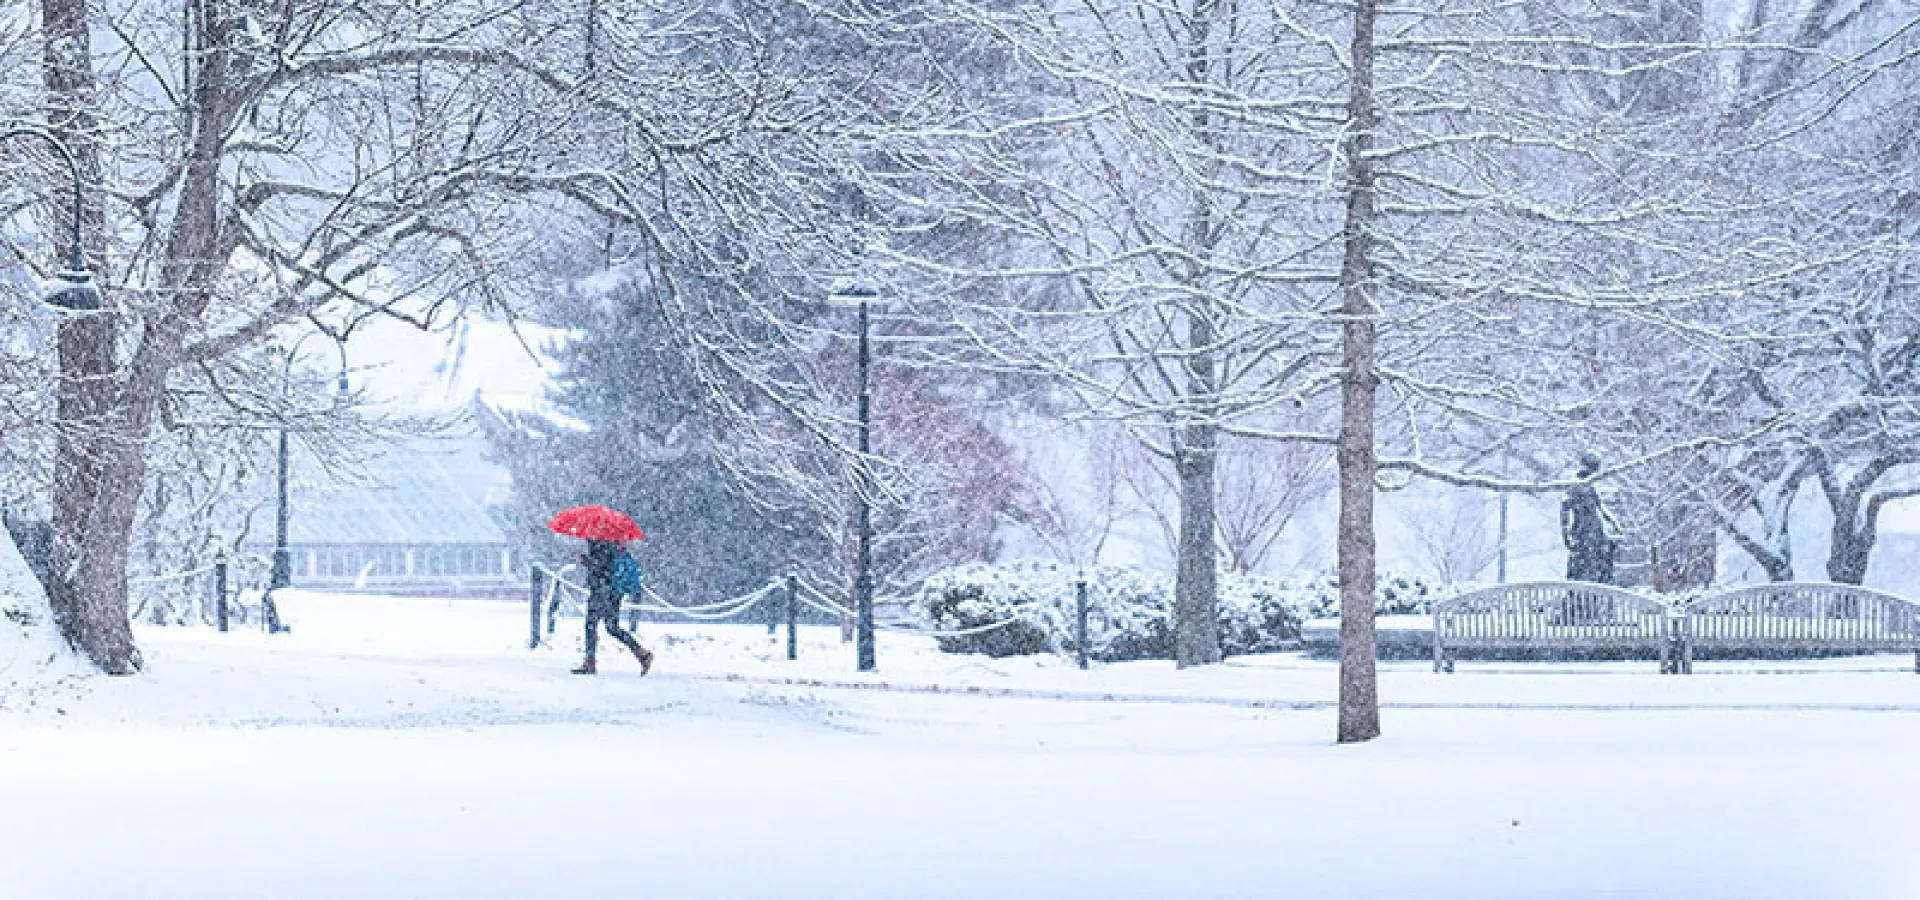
[546,505,645,542]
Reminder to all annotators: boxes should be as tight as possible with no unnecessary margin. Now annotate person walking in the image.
[572,538,654,675]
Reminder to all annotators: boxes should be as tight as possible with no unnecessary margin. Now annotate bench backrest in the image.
[1685,583,1920,650]
[1434,581,1670,648]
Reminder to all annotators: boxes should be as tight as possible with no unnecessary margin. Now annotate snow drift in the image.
[0,526,83,705]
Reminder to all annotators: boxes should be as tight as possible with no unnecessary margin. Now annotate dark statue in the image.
[1561,452,1621,585]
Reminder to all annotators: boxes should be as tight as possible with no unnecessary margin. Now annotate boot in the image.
[633,646,654,675]
[571,657,597,675]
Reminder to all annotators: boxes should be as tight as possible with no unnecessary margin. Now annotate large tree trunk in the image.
[1335,0,1382,745]
[1826,498,1878,586]
[63,330,188,673]
[1173,414,1222,668]
[1170,0,1226,669]
[1814,456,1905,587]
[41,0,139,673]
[38,0,241,673]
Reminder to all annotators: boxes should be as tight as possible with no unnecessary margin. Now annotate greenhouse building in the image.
[252,437,522,596]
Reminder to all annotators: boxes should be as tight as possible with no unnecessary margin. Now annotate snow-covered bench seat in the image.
[1431,582,1675,673]
[1676,583,1920,674]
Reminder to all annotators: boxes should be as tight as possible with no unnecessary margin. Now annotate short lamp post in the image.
[828,284,881,672]
[1,125,100,311]
[269,332,351,591]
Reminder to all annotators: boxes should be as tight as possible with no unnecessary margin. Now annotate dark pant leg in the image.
[600,607,643,654]
[583,608,600,659]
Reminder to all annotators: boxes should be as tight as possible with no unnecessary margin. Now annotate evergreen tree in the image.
[487,279,826,607]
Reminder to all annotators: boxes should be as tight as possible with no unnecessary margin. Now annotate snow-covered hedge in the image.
[915,563,1449,662]
[1295,571,1442,619]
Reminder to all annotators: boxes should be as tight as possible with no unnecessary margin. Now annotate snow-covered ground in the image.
[4,590,1920,899]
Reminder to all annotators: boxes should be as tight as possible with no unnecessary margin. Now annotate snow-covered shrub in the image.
[916,563,1312,661]
[921,582,1051,658]
[1295,571,1443,619]
[1217,576,1307,656]
[915,563,1461,661]
[916,563,1160,660]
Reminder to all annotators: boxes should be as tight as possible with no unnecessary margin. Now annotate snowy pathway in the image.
[3,592,1918,899]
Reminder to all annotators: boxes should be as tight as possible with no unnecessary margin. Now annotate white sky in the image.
[334,314,572,420]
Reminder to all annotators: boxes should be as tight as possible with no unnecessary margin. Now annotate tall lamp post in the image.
[828,284,880,672]
[1,125,101,311]
[2,125,100,605]
[269,331,350,591]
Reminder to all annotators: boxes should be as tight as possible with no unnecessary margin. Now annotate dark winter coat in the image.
[583,540,620,614]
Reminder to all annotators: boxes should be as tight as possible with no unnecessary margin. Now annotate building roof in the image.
[285,435,511,546]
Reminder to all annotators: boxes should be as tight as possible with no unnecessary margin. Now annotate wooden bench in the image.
[1677,583,1920,674]
[1432,582,1676,673]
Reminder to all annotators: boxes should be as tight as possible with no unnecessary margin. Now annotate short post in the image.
[766,581,778,637]
[1667,603,1692,675]
[213,550,229,633]
[786,574,799,661]
[529,567,545,649]
[1074,572,1090,671]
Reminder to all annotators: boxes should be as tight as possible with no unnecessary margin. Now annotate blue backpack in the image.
[610,548,643,596]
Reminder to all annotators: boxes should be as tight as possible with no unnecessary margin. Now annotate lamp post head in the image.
[825,284,880,308]
[43,266,101,312]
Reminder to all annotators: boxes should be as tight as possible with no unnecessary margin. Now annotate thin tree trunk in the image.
[1336,0,1382,745]
[1755,544,1794,582]
[1718,514,1794,582]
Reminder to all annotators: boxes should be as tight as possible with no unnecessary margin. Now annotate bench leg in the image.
[1913,650,1918,675]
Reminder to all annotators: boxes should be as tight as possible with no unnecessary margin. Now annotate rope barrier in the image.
[541,566,587,618]
[628,583,769,620]
[126,562,222,622]
[531,566,1031,638]
[793,580,853,618]
[790,576,1033,639]
[128,562,221,585]
[533,565,773,621]
[634,581,776,616]
[878,617,1033,638]
[622,583,756,617]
